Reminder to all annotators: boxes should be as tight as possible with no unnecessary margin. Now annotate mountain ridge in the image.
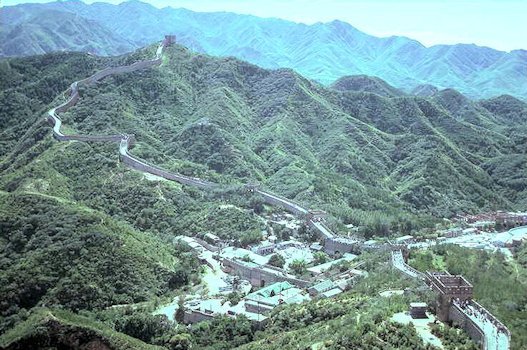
[1,0,526,100]
[3,42,524,220]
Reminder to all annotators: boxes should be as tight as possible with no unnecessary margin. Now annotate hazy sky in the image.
[3,0,525,51]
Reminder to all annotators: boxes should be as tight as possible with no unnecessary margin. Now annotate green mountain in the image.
[0,37,526,348]
[1,0,526,100]
[0,9,135,57]
[2,43,526,226]
[331,75,406,98]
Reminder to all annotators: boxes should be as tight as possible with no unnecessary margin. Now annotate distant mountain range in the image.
[1,0,526,100]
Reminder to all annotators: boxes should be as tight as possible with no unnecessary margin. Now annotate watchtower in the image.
[164,35,177,46]
[425,272,473,321]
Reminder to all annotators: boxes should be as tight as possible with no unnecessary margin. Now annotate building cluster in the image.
[455,211,527,229]
[171,231,365,325]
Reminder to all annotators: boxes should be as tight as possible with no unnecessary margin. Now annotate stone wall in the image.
[46,40,358,252]
[469,300,512,346]
[256,189,308,215]
[449,303,485,348]
[87,58,161,84]
[324,237,357,255]
[193,237,220,252]
[183,310,215,324]
[244,300,274,315]
[120,145,216,189]
[222,258,310,288]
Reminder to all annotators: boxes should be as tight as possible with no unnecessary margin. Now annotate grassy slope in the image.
[0,189,186,330]
[0,308,164,349]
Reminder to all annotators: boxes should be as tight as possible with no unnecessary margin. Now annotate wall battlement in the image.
[424,271,510,349]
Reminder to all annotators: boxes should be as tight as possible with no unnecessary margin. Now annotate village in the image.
[154,210,366,325]
[154,208,527,331]
[400,211,527,258]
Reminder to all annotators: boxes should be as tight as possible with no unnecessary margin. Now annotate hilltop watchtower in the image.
[425,272,473,321]
[164,35,177,46]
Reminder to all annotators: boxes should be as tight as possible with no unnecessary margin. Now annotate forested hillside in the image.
[2,0,526,99]
[1,44,526,230]
[0,41,526,349]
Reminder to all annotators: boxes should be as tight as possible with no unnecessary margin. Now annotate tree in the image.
[227,292,241,305]
[313,252,328,265]
[268,254,286,268]
[114,313,171,343]
[169,333,192,350]
[241,254,254,263]
[239,230,261,247]
[175,295,185,324]
[289,259,307,276]
[249,196,264,214]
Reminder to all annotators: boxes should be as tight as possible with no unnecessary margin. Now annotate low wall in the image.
[183,310,215,324]
[184,308,267,326]
[324,237,357,255]
[222,258,310,288]
[244,300,274,315]
[194,237,220,252]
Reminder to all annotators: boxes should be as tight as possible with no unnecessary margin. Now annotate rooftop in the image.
[245,281,310,306]
[184,298,268,322]
[320,288,343,298]
[309,279,335,293]
[220,246,270,266]
[307,253,357,275]
[410,302,428,308]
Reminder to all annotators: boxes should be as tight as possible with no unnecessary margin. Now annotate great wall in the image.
[392,250,511,350]
[45,36,512,349]
[46,35,359,256]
